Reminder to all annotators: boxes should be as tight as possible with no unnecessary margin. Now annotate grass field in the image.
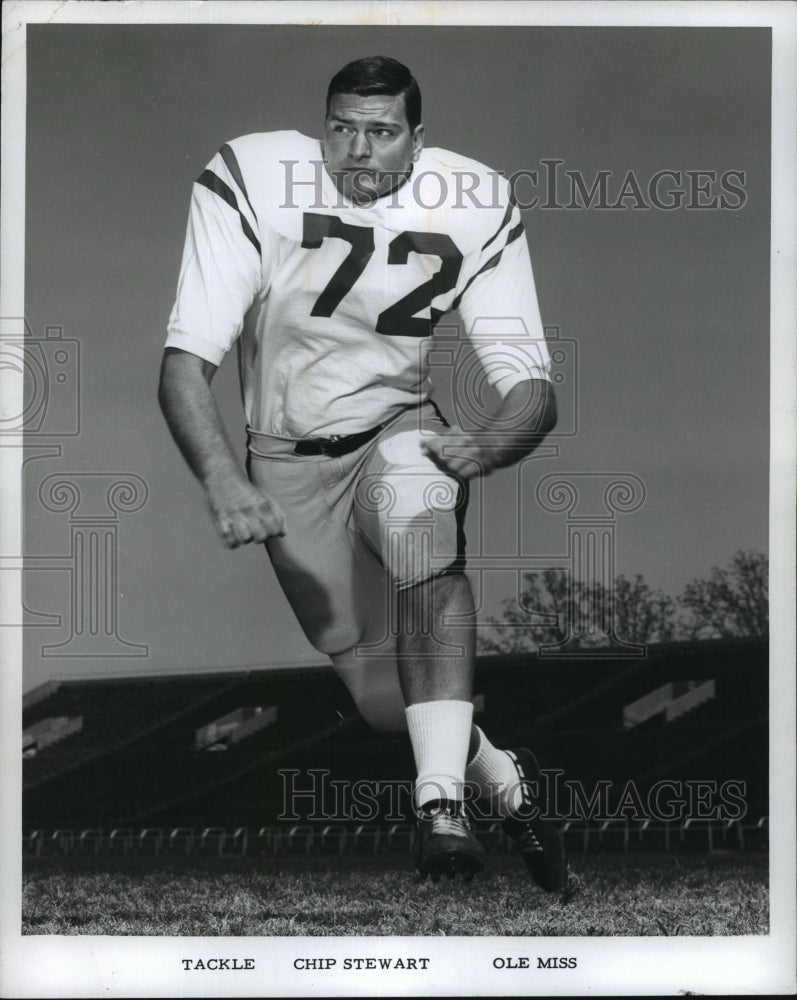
[22,851,768,936]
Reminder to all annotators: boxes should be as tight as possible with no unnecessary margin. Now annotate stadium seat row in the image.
[23,816,769,858]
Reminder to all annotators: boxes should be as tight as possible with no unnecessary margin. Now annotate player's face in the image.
[324,93,424,205]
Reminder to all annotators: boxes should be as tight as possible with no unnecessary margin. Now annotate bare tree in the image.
[679,550,769,639]
[613,574,677,645]
[478,569,568,654]
[478,569,677,653]
[478,551,768,655]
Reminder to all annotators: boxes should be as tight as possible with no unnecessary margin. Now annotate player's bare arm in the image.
[158,347,285,548]
[420,378,557,480]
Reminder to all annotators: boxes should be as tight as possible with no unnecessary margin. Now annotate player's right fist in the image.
[205,478,286,548]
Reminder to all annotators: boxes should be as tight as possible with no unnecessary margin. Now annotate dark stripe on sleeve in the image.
[480,201,514,252]
[505,220,525,247]
[196,169,262,257]
[219,143,259,226]
[451,221,525,311]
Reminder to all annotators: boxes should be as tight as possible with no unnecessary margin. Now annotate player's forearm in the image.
[421,379,556,479]
[157,348,245,490]
[159,349,285,546]
[478,378,557,470]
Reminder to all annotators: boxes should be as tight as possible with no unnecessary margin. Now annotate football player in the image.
[159,55,566,887]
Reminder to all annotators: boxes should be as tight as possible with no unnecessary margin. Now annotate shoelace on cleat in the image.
[518,827,543,853]
[429,811,469,837]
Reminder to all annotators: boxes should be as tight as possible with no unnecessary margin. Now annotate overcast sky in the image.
[21,24,770,691]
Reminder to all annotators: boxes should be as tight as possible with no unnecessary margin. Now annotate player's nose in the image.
[349,130,372,160]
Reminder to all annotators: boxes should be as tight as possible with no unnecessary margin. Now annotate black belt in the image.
[293,422,384,457]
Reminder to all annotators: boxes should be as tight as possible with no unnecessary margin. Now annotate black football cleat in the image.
[503,747,568,892]
[415,802,486,882]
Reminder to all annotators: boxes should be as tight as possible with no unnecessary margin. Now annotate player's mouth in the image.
[331,167,411,203]
[341,168,383,192]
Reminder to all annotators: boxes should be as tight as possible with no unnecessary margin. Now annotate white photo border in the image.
[1,2,794,996]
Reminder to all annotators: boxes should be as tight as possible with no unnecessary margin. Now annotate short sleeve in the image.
[165,145,263,366]
[456,195,551,397]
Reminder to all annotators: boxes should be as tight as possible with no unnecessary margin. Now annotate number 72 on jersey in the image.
[302,212,464,338]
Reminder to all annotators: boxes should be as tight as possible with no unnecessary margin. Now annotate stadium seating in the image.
[23,639,768,853]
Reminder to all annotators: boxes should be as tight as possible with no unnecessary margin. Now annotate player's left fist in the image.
[420,430,494,480]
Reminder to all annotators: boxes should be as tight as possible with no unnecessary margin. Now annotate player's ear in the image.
[411,123,425,161]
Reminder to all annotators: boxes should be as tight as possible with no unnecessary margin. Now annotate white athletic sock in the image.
[464,726,524,817]
[405,700,473,811]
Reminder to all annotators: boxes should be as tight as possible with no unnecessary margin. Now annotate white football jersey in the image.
[166,131,550,438]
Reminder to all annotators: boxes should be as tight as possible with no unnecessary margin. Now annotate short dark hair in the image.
[326,56,422,130]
